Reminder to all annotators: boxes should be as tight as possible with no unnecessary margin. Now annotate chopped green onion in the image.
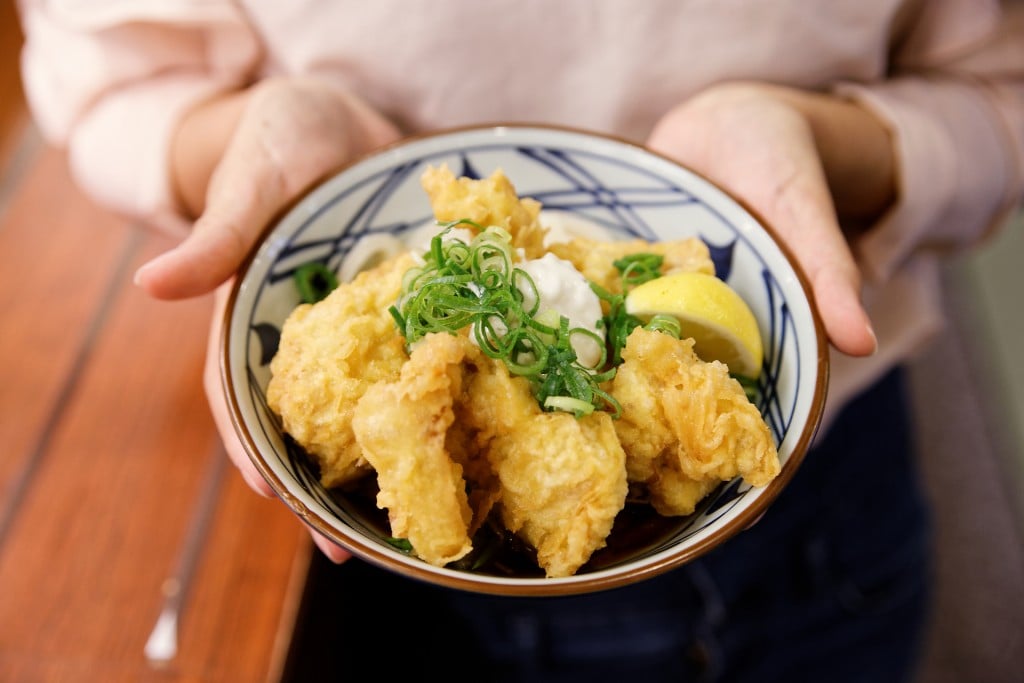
[644,314,681,338]
[392,223,619,417]
[591,281,643,367]
[613,253,664,287]
[543,395,595,417]
[592,253,673,365]
[293,262,339,304]
[385,536,413,553]
[732,374,760,403]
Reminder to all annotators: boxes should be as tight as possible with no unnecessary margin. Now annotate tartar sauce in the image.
[517,253,605,368]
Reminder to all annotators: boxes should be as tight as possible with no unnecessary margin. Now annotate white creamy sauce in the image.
[517,253,605,368]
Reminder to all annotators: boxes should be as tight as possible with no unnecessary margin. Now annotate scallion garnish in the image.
[612,253,664,288]
[592,253,670,365]
[385,536,413,553]
[644,313,682,338]
[293,262,339,304]
[392,222,620,417]
[732,374,760,403]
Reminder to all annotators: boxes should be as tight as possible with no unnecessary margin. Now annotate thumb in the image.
[134,113,300,300]
[765,190,878,358]
[133,153,288,298]
[134,208,256,299]
[803,250,877,357]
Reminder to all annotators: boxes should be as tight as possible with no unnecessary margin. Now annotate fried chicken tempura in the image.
[460,357,628,578]
[268,165,783,578]
[352,333,474,566]
[421,165,548,258]
[549,236,715,295]
[490,412,628,578]
[349,325,627,576]
[611,327,780,516]
[267,252,415,488]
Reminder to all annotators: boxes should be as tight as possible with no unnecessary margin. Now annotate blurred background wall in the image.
[908,208,1024,681]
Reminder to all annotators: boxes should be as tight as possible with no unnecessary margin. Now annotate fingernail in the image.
[133,262,151,287]
[865,321,878,356]
[133,251,169,287]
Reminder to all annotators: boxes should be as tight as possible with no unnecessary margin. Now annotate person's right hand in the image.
[134,76,401,561]
[136,75,400,299]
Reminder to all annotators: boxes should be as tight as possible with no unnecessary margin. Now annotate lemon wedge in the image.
[624,272,763,378]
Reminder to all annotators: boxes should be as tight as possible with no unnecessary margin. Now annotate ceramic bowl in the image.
[222,124,829,596]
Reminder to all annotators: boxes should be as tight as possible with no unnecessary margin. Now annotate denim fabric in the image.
[285,368,932,683]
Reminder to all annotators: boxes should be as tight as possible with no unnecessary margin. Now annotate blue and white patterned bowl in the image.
[222,125,829,596]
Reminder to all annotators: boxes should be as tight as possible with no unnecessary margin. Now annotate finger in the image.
[134,108,298,300]
[134,212,252,300]
[204,282,274,498]
[809,264,877,357]
[648,95,878,359]
[134,168,283,300]
[209,362,275,498]
[744,511,766,530]
[310,529,352,564]
[771,178,877,357]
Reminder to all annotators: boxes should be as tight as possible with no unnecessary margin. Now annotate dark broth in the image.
[329,474,696,577]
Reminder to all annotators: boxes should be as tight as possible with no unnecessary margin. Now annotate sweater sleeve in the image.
[833,0,1024,283]
[18,0,262,234]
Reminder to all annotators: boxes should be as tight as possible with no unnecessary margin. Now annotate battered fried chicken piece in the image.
[352,332,474,566]
[457,347,540,441]
[270,165,781,578]
[548,237,715,295]
[420,165,548,258]
[448,346,540,536]
[444,417,502,538]
[643,465,721,518]
[267,252,415,488]
[610,327,779,516]
[491,412,628,578]
[461,358,628,578]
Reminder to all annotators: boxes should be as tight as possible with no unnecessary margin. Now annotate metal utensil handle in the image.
[145,444,229,667]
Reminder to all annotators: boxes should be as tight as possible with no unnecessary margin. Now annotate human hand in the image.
[135,76,400,298]
[135,76,399,562]
[646,82,895,357]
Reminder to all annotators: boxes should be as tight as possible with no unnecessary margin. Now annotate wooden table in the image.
[0,41,312,682]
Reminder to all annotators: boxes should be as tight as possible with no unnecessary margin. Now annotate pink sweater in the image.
[17,0,1024,419]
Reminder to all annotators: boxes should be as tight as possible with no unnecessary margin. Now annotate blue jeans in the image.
[285,369,932,683]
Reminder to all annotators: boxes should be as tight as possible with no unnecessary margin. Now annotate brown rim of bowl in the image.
[219,122,830,596]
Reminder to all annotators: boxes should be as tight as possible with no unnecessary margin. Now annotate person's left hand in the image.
[646,82,891,358]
